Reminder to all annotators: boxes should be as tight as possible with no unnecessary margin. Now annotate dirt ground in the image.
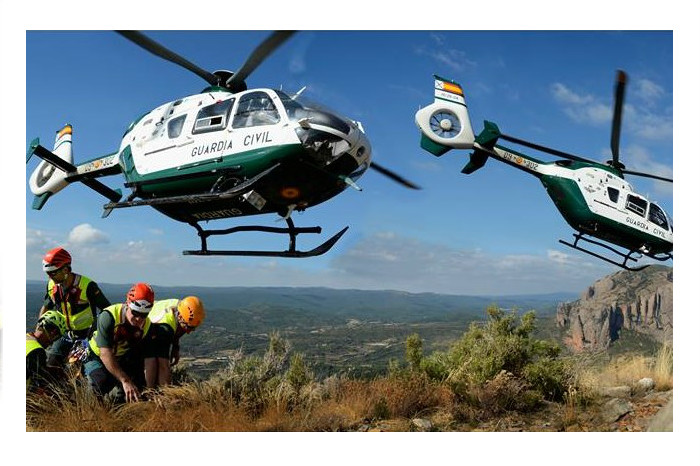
[358,389,673,432]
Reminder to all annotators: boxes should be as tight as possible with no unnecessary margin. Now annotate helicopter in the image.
[415,71,672,271]
[26,31,418,258]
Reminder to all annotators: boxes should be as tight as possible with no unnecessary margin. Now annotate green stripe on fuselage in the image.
[541,175,671,253]
[121,143,304,196]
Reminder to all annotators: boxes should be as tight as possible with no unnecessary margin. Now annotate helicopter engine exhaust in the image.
[415,75,475,157]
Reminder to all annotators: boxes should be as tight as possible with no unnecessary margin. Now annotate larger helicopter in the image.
[415,71,672,271]
[27,31,418,258]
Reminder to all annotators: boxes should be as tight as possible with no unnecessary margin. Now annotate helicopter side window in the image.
[648,203,670,231]
[607,187,620,203]
[625,194,648,217]
[167,114,187,139]
[193,99,234,134]
[231,92,280,128]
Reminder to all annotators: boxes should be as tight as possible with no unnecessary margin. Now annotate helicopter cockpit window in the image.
[193,99,234,134]
[625,194,648,217]
[648,203,670,231]
[231,92,280,128]
[607,187,620,203]
[274,90,306,120]
[168,114,187,139]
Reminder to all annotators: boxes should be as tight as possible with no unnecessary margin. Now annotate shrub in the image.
[413,305,575,406]
[522,357,573,401]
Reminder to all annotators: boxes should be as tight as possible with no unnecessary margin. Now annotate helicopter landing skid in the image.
[559,233,650,272]
[183,218,349,258]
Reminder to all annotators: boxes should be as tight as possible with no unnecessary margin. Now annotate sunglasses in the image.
[129,309,150,319]
[47,268,66,278]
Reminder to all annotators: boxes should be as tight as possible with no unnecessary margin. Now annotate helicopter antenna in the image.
[291,86,307,100]
[608,70,627,170]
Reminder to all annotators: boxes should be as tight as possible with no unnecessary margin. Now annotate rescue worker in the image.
[83,282,154,403]
[26,310,67,392]
[39,247,111,368]
[144,296,205,388]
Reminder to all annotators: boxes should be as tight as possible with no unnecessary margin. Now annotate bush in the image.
[523,357,572,401]
[412,305,575,406]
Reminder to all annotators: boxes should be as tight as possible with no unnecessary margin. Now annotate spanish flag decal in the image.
[436,79,464,96]
[442,82,463,96]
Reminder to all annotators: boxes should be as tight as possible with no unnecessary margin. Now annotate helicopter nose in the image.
[352,126,371,166]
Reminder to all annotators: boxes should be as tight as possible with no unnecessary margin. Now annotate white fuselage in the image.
[119,88,371,177]
[487,145,673,245]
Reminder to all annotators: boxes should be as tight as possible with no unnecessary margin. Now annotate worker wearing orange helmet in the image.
[39,247,111,369]
[143,296,205,388]
[83,282,154,403]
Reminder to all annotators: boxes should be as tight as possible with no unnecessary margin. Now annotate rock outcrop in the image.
[556,265,672,352]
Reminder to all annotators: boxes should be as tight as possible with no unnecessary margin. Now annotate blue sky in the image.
[24,30,674,295]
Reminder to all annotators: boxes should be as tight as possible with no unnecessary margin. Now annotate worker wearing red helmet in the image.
[83,282,154,403]
[143,296,206,388]
[39,247,111,369]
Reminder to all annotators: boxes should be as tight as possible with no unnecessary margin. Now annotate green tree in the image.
[405,333,423,372]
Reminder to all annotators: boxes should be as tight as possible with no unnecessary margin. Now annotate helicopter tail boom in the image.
[415,75,475,156]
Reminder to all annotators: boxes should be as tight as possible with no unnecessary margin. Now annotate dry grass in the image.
[26,331,673,432]
[572,341,673,394]
[27,372,454,432]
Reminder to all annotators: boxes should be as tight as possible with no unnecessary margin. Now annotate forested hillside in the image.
[26,282,572,377]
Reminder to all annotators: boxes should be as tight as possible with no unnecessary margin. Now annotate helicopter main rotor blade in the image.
[610,70,627,166]
[499,133,597,164]
[370,162,421,190]
[117,31,219,86]
[226,31,296,91]
[621,169,673,183]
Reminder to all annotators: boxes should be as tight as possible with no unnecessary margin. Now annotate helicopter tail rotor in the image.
[415,75,475,156]
[27,124,122,210]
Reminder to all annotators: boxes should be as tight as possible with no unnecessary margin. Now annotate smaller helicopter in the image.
[415,71,672,271]
[26,31,418,258]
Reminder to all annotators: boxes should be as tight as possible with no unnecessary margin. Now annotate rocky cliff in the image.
[556,265,673,352]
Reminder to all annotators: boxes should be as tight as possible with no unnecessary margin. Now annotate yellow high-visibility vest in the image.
[47,274,95,332]
[88,304,150,358]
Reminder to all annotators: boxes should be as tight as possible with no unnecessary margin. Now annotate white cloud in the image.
[635,78,665,106]
[329,232,610,295]
[67,223,109,245]
[552,83,611,125]
[547,249,574,265]
[551,81,672,141]
[288,32,315,75]
[624,105,673,141]
[26,228,57,250]
[26,227,617,296]
[415,34,476,72]
[623,145,673,196]
[551,82,594,106]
